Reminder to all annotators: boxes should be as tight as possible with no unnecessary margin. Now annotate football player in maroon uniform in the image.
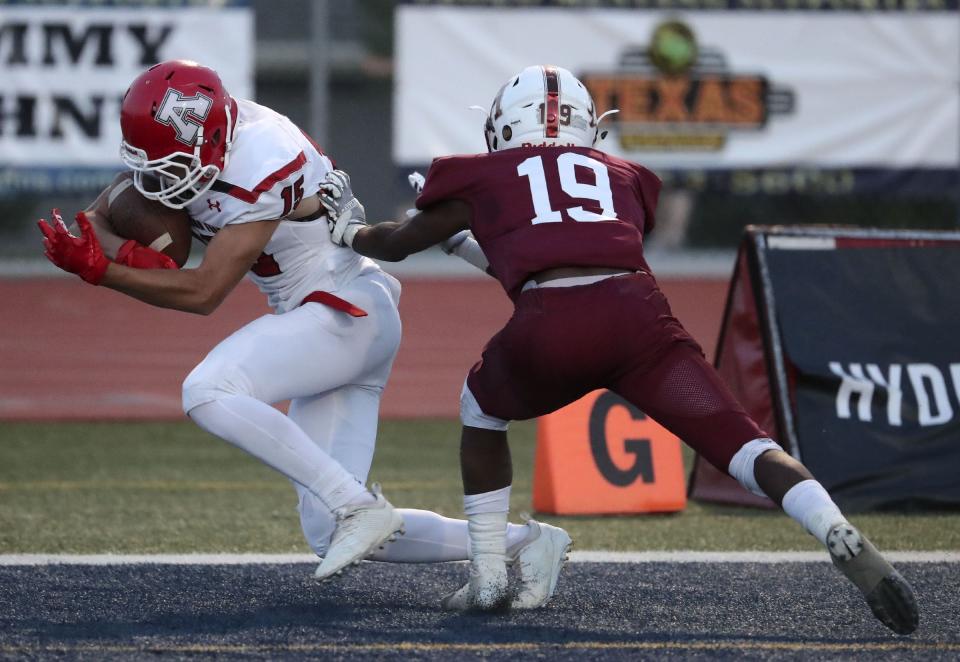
[318,65,918,632]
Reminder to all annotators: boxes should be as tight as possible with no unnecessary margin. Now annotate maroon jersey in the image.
[416,146,661,300]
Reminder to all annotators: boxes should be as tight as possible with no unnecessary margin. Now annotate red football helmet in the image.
[119,60,238,209]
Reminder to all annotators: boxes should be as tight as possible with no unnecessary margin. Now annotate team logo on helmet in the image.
[154,88,214,146]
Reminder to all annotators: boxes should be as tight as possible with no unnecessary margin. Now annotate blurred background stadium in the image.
[4,0,957,266]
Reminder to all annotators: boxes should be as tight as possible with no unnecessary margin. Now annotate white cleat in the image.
[509,520,572,609]
[441,520,572,611]
[314,486,404,581]
[826,523,919,635]
[441,553,509,612]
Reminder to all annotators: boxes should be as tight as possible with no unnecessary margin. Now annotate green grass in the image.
[1,421,958,553]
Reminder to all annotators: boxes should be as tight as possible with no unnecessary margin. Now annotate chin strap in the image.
[221,99,236,170]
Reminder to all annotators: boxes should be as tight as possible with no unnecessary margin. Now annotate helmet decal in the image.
[154,88,213,147]
[543,66,560,139]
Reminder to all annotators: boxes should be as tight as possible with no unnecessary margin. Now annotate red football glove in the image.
[115,239,178,270]
[37,210,109,285]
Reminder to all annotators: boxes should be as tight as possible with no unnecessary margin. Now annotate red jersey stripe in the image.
[221,151,307,203]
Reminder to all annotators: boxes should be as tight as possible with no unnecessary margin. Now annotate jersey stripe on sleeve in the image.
[212,151,307,203]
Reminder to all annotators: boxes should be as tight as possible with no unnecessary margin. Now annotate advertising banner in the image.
[395,1,959,194]
[767,241,960,510]
[0,0,253,195]
[689,227,960,510]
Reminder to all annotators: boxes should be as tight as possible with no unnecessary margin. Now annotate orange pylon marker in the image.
[533,390,687,515]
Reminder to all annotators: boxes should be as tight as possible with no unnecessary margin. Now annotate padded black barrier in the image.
[690,226,960,510]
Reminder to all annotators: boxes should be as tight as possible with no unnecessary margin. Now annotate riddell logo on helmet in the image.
[154,88,213,146]
[579,19,795,152]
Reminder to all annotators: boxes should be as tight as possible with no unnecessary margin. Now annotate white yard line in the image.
[568,550,960,563]
[0,553,320,566]
[0,551,957,566]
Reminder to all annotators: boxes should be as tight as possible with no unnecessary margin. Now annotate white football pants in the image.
[182,270,524,561]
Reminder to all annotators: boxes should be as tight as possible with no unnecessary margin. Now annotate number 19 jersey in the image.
[415,146,662,300]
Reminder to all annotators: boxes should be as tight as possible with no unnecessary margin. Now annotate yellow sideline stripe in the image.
[1,641,957,654]
[0,479,447,491]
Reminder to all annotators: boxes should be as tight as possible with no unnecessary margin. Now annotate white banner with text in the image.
[0,1,253,192]
[395,5,959,192]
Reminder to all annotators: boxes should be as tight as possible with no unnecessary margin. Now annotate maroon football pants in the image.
[466,272,767,473]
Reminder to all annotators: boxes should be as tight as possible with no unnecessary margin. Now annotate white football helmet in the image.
[483,65,614,152]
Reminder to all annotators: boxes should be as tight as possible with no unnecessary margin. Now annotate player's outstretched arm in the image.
[352,200,472,262]
[100,219,280,315]
[406,170,489,273]
[319,169,472,261]
[39,208,279,315]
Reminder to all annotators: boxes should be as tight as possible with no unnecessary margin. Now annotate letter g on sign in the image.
[588,391,655,487]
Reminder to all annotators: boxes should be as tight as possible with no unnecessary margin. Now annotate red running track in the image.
[2,276,727,420]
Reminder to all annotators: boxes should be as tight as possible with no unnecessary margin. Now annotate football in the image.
[95,171,194,267]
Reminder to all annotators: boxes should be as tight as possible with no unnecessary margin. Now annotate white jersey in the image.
[187,99,380,313]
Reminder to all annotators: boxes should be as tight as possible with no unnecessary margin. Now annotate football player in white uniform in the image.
[38,60,569,606]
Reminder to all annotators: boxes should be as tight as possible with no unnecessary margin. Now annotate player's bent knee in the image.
[181,362,254,415]
[728,438,784,497]
[460,381,509,431]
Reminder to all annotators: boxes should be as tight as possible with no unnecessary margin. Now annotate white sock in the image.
[188,396,368,511]
[306,467,372,512]
[464,486,510,559]
[781,479,848,545]
[367,508,528,563]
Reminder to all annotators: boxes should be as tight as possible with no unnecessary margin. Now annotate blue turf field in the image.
[1,560,958,660]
